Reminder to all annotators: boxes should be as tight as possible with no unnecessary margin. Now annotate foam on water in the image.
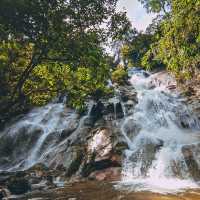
[0,101,78,170]
[119,71,200,193]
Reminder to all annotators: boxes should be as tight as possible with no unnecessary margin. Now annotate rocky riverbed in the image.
[0,82,138,199]
[9,181,200,200]
[1,70,200,200]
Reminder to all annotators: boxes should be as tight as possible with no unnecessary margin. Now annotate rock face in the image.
[2,70,200,197]
[181,143,200,181]
[7,176,31,195]
[0,124,43,169]
[0,82,138,194]
[0,78,136,200]
[81,127,122,179]
[128,139,164,176]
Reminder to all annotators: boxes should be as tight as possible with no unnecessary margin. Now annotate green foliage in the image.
[0,40,33,103]
[111,65,128,85]
[23,63,111,112]
[133,0,200,82]
[0,38,112,112]
[138,0,171,14]
[121,32,155,67]
[0,0,130,119]
[152,0,200,80]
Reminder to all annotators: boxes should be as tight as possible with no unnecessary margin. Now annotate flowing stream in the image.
[119,71,200,193]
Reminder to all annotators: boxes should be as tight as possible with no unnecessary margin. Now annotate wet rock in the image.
[123,100,135,115]
[81,128,122,178]
[31,179,55,191]
[129,139,164,176]
[115,102,124,119]
[118,86,137,103]
[64,146,85,177]
[7,177,31,195]
[81,158,121,178]
[28,163,49,172]
[89,101,105,123]
[89,167,121,181]
[105,103,115,114]
[83,116,95,126]
[104,99,124,119]
[60,120,79,139]
[0,187,10,199]
[182,144,200,181]
[0,172,13,186]
[113,141,128,155]
[87,128,112,161]
[27,163,50,185]
[122,119,141,141]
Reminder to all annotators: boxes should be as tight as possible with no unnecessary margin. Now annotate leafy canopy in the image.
[0,0,129,120]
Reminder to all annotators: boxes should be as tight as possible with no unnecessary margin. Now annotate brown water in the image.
[24,181,200,200]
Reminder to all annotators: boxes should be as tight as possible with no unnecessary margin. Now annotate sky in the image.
[117,0,156,31]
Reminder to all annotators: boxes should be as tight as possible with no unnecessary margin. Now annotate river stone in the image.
[87,128,112,161]
[89,167,121,181]
[81,127,122,178]
[0,187,10,199]
[7,177,31,195]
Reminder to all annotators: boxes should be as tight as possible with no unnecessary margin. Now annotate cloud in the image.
[117,0,156,31]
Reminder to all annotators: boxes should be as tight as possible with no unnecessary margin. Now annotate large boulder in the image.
[118,86,137,103]
[6,172,31,195]
[89,167,121,181]
[0,187,10,199]
[81,127,123,179]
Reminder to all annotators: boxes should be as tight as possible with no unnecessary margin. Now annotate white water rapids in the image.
[118,71,200,193]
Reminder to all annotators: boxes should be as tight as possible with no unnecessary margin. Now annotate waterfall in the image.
[25,103,70,168]
[119,71,200,193]
[0,101,79,171]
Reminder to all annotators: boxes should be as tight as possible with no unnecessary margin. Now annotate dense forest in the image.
[0,1,200,199]
[0,0,199,123]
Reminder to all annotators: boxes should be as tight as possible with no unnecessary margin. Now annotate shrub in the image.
[111,66,128,85]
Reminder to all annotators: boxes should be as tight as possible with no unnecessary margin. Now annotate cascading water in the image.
[119,71,200,193]
[0,101,79,171]
[25,103,76,168]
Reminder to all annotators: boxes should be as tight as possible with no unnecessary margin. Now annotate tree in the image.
[0,0,130,122]
[138,0,171,14]
[152,0,200,79]
[121,32,155,68]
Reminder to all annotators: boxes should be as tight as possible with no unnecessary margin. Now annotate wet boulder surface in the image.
[0,84,138,198]
[1,70,200,199]
[19,181,200,200]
